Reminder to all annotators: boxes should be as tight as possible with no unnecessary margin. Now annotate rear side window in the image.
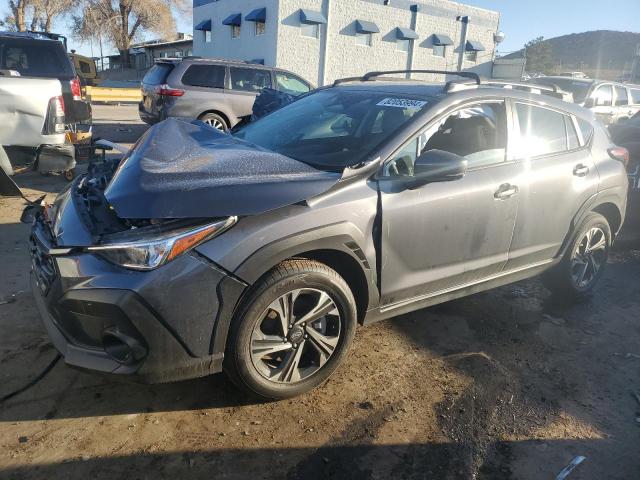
[514,103,568,157]
[275,72,310,96]
[230,67,272,92]
[181,64,225,88]
[142,63,174,84]
[565,116,580,150]
[79,61,92,74]
[0,38,73,78]
[614,86,629,106]
[629,89,640,105]
[577,118,594,144]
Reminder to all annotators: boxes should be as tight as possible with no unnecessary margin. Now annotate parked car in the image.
[0,31,90,173]
[138,57,314,130]
[27,70,628,400]
[531,76,640,125]
[609,111,640,188]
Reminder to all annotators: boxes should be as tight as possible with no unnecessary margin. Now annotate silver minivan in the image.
[138,57,313,130]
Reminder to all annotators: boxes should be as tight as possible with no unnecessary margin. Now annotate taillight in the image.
[43,96,66,135]
[158,84,185,97]
[608,146,630,168]
[70,77,82,101]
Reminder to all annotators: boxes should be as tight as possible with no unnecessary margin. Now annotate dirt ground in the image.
[1,106,639,480]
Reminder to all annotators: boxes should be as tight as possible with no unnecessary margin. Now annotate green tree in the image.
[524,36,553,73]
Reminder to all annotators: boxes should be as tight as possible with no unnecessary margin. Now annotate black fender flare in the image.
[210,223,378,356]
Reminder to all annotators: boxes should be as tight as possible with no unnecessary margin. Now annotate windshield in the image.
[234,89,430,169]
[534,78,593,103]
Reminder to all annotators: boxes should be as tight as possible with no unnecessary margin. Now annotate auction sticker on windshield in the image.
[377,98,428,109]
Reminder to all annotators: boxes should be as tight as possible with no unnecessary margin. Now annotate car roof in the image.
[0,31,61,43]
[330,79,593,120]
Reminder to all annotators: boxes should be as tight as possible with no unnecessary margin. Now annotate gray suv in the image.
[28,70,628,400]
[138,57,313,130]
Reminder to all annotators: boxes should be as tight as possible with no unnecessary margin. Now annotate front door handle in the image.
[573,164,590,177]
[494,183,518,200]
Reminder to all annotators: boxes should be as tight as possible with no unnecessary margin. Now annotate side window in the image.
[79,61,92,74]
[421,102,507,168]
[631,89,640,105]
[577,118,594,145]
[275,72,310,96]
[614,86,629,106]
[566,116,580,150]
[385,138,419,177]
[514,103,567,157]
[593,85,613,107]
[181,64,225,88]
[229,67,272,92]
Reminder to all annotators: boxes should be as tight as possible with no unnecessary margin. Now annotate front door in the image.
[378,100,521,308]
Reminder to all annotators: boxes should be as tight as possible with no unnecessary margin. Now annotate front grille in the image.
[29,229,58,297]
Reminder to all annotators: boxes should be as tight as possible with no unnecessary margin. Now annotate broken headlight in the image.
[87,217,237,271]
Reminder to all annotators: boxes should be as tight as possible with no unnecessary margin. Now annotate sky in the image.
[462,0,640,54]
[1,0,639,57]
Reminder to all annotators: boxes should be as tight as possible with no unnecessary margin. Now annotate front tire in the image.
[224,260,357,400]
[544,213,611,297]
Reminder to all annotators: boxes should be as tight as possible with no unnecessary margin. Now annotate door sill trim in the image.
[380,258,555,313]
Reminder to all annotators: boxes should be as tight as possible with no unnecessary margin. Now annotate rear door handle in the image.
[494,183,518,199]
[573,164,590,177]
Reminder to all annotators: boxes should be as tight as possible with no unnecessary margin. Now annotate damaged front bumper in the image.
[28,216,246,383]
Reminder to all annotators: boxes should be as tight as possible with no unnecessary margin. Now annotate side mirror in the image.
[584,97,595,108]
[408,149,467,188]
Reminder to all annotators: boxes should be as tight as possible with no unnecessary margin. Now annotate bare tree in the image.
[5,0,75,32]
[6,0,30,31]
[32,0,77,32]
[73,0,189,68]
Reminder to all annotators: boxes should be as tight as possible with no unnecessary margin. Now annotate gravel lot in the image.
[1,105,639,479]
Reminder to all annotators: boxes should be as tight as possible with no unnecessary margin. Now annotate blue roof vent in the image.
[222,13,242,26]
[299,9,327,25]
[355,20,380,34]
[432,34,453,46]
[194,19,212,31]
[246,8,266,22]
[395,27,419,40]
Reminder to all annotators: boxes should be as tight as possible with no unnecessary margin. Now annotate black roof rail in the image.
[333,70,481,87]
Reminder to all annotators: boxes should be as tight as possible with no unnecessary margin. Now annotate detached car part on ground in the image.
[0,32,92,176]
[22,71,629,400]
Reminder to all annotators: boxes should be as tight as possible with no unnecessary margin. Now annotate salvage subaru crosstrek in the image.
[27,70,628,399]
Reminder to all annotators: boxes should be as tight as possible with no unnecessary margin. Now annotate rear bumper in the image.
[29,220,246,383]
[138,102,161,125]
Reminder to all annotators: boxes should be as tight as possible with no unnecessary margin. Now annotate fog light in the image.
[102,330,146,365]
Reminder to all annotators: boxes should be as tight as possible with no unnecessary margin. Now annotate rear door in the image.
[228,66,273,120]
[379,99,521,307]
[505,101,598,269]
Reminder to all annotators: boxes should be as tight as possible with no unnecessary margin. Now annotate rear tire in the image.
[199,112,228,132]
[224,259,357,400]
[543,213,611,298]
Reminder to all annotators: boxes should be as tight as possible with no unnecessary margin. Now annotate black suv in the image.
[28,70,628,399]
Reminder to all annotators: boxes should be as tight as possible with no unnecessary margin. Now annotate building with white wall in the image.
[193,0,501,86]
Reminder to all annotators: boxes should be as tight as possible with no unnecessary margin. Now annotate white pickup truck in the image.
[0,31,90,176]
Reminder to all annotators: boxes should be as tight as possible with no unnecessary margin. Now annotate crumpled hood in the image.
[104,118,341,219]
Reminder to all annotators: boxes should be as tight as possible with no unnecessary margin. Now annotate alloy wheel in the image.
[250,288,341,384]
[203,117,225,131]
[571,227,607,289]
